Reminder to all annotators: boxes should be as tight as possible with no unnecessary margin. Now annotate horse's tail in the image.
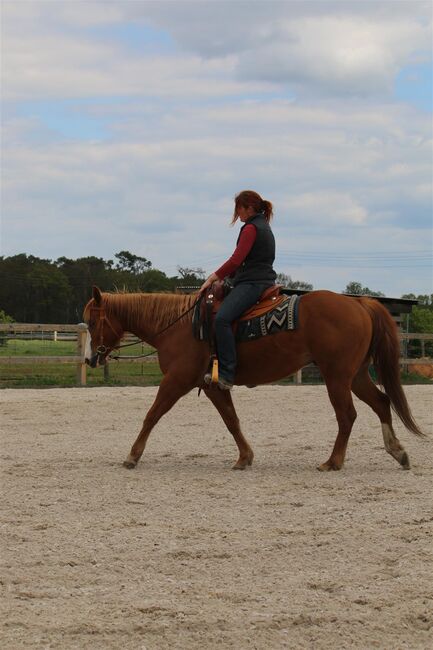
[359,297,425,437]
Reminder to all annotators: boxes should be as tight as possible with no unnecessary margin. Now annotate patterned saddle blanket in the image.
[235,293,300,342]
[192,288,300,343]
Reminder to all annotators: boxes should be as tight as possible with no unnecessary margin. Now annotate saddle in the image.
[200,281,285,325]
[193,281,300,385]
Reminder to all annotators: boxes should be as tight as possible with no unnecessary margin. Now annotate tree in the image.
[114,251,152,274]
[27,262,71,322]
[56,256,114,321]
[401,294,433,356]
[0,309,13,346]
[176,267,206,287]
[139,269,173,292]
[402,293,433,307]
[344,281,385,297]
[0,254,70,322]
[276,273,313,291]
[0,310,13,323]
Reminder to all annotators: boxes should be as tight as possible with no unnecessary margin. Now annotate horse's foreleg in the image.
[204,388,254,469]
[124,377,190,469]
[319,376,357,471]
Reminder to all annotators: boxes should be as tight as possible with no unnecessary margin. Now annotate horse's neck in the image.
[106,293,192,345]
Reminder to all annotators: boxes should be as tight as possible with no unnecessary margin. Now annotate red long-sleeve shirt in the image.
[215,224,257,279]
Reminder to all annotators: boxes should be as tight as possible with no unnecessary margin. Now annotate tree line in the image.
[0,252,203,323]
[0,252,432,341]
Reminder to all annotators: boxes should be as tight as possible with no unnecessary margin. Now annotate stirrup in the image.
[203,373,233,390]
[217,377,233,390]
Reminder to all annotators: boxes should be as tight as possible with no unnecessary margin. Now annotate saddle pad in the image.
[192,294,300,342]
[235,294,300,342]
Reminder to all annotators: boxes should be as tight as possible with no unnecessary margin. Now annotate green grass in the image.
[0,338,162,387]
[0,360,163,388]
[0,338,155,357]
[0,339,77,356]
[0,339,430,389]
[400,372,432,385]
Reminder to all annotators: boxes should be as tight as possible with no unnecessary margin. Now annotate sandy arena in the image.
[1,385,432,649]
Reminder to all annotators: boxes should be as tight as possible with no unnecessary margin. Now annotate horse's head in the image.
[83,286,123,368]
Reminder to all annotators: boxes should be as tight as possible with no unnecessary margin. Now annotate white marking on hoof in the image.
[381,423,410,468]
[381,423,394,452]
[123,455,137,469]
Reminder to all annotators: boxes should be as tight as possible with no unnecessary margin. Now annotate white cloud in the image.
[1,1,431,296]
[236,15,430,96]
[140,1,431,96]
[3,98,430,243]
[282,191,368,225]
[2,1,431,101]
[3,29,265,101]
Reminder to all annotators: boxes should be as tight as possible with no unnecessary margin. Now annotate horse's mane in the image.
[103,291,198,332]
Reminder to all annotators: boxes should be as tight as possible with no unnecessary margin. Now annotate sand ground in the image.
[1,385,432,649]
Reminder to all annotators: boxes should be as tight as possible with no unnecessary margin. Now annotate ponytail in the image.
[261,199,273,222]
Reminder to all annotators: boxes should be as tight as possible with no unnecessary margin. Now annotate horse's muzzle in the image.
[86,352,106,368]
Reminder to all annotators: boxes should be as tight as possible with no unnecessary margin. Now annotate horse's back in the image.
[300,289,373,320]
[299,290,373,360]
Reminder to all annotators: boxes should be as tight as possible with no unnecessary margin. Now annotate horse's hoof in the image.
[317,461,342,472]
[123,460,137,469]
[399,451,411,470]
[232,456,253,470]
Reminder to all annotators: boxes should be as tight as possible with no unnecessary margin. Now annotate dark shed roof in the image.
[281,289,418,315]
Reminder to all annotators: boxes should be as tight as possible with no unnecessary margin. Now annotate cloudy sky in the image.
[2,0,432,296]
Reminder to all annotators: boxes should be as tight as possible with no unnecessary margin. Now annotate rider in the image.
[200,190,277,389]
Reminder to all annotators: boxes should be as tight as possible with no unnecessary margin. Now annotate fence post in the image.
[295,369,302,385]
[76,323,88,386]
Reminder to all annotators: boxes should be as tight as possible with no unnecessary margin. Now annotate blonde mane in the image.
[103,291,198,332]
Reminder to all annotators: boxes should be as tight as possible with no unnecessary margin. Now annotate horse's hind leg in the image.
[318,374,357,471]
[204,388,254,469]
[351,365,410,469]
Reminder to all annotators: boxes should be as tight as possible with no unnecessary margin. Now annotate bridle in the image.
[88,295,201,363]
[88,305,123,363]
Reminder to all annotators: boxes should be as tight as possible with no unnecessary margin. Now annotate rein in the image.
[94,295,201,361]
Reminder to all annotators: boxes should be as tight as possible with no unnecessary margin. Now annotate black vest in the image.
[233,213,276,286]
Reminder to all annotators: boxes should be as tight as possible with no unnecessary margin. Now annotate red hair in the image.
[232,190,273,224]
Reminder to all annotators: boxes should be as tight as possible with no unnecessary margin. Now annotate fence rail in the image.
[0,323,432,386]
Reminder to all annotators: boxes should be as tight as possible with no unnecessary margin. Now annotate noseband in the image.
[89,305,122,361]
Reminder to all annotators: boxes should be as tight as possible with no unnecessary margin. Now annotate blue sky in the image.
[2,0,432,297]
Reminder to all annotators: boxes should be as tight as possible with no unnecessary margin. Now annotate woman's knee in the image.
[215,311,231,328]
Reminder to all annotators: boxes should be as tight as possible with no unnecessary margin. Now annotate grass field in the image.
[0,338,153,357]
[0,339,163,388]
[0,338,430,389]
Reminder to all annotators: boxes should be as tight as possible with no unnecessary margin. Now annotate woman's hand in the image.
[199,272,219,294]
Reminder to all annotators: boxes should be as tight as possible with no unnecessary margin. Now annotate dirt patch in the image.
[1,385,432,649]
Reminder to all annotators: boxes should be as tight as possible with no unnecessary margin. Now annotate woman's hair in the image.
[231,190,273,224]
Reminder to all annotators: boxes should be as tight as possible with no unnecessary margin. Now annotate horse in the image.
[83,286,424,471]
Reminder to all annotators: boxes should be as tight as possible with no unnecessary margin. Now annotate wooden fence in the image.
[0,323,432,386]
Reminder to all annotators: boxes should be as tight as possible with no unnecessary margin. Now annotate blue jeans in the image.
[214,282,272,383]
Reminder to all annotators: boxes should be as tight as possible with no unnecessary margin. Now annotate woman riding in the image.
[200,190,277,389]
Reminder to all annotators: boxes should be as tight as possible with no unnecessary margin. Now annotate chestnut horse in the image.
[84,286,423,471]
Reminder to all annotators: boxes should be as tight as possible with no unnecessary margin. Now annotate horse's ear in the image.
[92,286,102,305]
